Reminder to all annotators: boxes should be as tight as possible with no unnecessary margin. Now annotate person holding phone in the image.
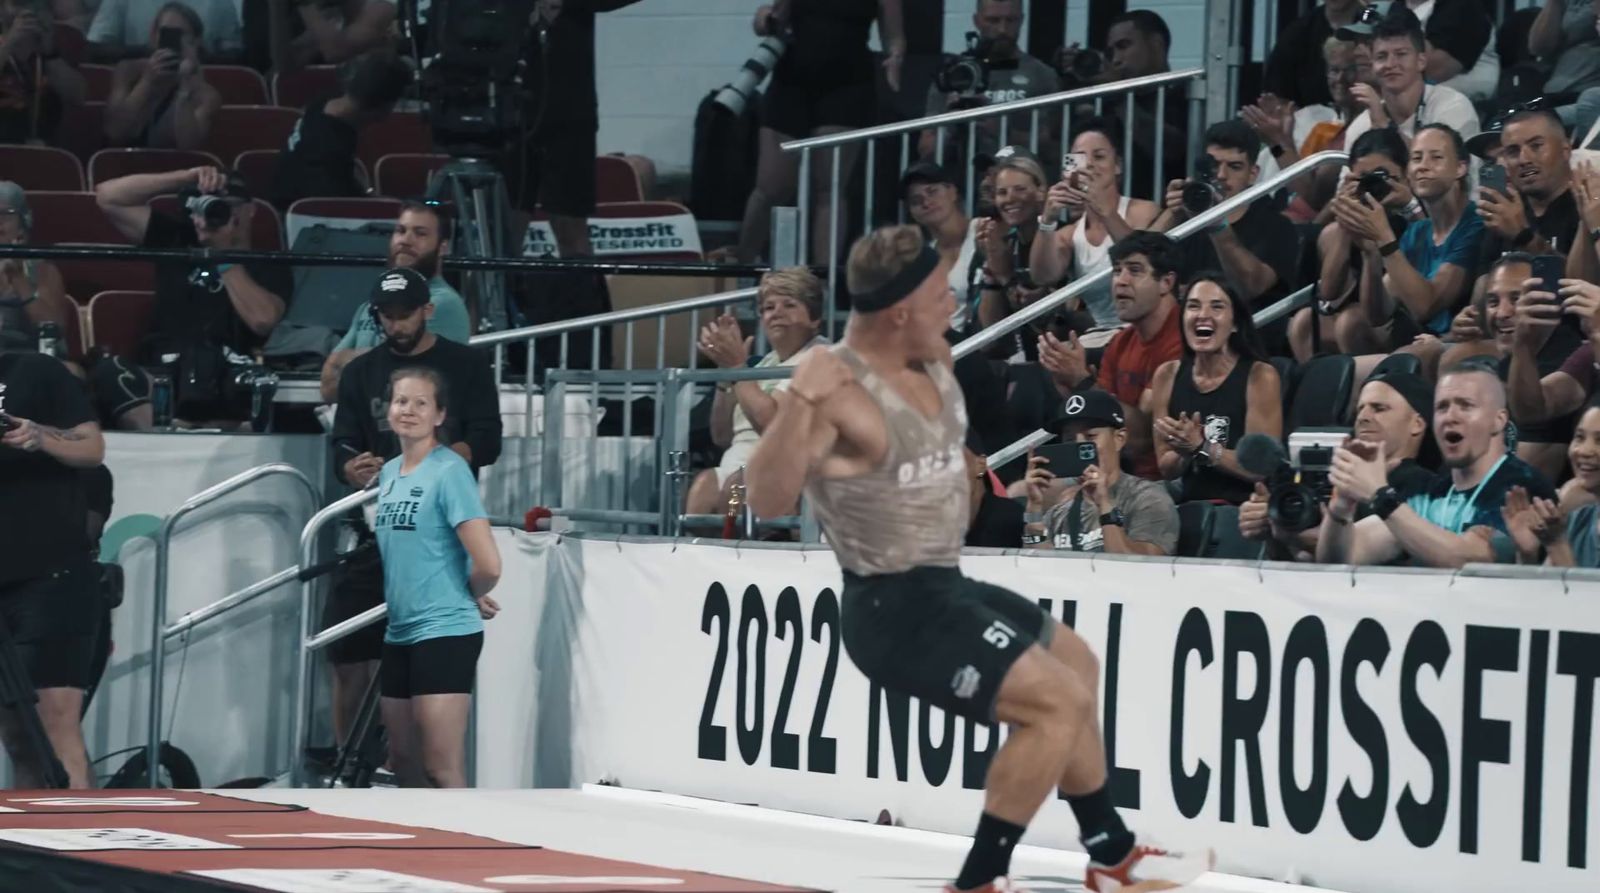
[0,0,88,145]
[1472,109,1577,284]
[371,366,500,788]
[1020,389,1178,555]
[1505,276,1600,505]
[1029,120,1160,330]
[103,3,220,149]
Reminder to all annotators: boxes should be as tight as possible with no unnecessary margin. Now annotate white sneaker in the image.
[1084,837,1215,892]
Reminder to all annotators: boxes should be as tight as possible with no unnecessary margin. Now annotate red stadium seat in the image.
[53,23,86,66]
[594,155,643,203]
[272,65,340,110]
[62,304,86,361]
[202,106,299,169]
[55,101,106,163]
[150,195,284,251]
[285,196,401,246]
[233,149,280,200]
[88,148,224,188]
[203,66,270,105]
[356,112,430,176]
[80,64,115,102]
[373,153,448,198]
[55,245,158,305]
[0,146,85,191]
[86,290,154,360]
[25,192,131,245]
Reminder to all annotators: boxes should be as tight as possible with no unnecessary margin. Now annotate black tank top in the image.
[1171,354,1255,505]
[777,0,875,86]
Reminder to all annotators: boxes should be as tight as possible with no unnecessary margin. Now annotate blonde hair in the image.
[989,156,1048,189]
[758,266,824,321]
[845,225,926,299]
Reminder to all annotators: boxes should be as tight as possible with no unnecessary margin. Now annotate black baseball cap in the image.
[370,266,430,311]
[1465,116,1503,160]
[900,160,958,194]
[1049,389,1126,432]
[1366,371,1432,424]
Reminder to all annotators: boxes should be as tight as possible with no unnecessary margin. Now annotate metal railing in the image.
[953,150,1350,362]
[781,69,1206,330]
[147,462,320,779]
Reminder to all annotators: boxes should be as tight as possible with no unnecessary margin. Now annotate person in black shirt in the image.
[325,266,500,747]
[1154,120,1303,310]
[1474,110,1578,279]
[1263,0,1365,109]
[271,49,413,210]
[96,165,292,423]
[0,341,107,789]
[963,438,1023,549]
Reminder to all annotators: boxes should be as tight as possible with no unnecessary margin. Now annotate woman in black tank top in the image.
[1149,273,1283,505]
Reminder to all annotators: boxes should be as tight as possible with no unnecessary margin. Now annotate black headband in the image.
[852,244,942,312]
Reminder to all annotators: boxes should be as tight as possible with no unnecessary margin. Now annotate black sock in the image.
[1067,785,1135,866]
[954,812,1027,890]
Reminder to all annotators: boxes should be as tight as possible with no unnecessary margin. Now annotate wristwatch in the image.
[1099,508,1126,528]
[1021,534,1047,545]
[1037,215,1060,232]
[1378,239,1401,257]
[1370,485,1404,521]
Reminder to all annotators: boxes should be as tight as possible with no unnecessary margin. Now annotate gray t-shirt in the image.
[1566,504,1600,567]
[1545,0,1600,95]
[1040,473,1179,554]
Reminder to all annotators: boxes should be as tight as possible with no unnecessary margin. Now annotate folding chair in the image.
[203,66,270,105]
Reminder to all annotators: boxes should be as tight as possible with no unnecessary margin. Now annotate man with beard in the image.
[325,267,500,757]
[319,201,470,403]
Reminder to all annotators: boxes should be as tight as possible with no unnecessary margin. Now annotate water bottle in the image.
[37,321,60,359]
[150,374,173,429]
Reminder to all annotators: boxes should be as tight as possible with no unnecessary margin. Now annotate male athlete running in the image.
[746,225,1212,892]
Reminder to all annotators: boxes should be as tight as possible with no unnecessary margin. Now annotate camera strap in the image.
[1064,490,1086,551]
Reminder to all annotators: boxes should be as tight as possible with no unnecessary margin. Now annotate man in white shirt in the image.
[1340,7,1478,152]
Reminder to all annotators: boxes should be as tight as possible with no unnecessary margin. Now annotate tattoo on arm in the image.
[39,425,87,442]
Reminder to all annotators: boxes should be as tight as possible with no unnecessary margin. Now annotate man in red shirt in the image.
[1038,231,1183,478]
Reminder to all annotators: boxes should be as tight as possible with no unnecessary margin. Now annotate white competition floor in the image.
[222,785,1347,893]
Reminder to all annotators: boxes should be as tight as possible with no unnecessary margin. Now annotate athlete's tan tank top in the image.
[804,344,970,576]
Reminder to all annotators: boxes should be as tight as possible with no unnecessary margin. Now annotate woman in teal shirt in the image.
[374,367,501,787]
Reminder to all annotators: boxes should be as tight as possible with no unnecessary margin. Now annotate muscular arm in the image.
[1383,511,1497,569]
[1316,513,1403,564]
[1208,225,1280,302]
[456,518,501,598]
[37,421,106,468]
[218,266,286,335]
[746,391,837,519]
[320,347,369,404]
[95,169,196,241]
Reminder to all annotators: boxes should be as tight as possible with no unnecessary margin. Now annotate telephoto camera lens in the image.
[185,194,233,229]
[1268,482,1324,533]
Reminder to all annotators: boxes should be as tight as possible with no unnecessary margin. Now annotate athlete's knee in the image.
[997,649,1086,736]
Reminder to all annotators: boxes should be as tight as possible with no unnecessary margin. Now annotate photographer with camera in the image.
[96,165,289,425]
[1319,364,1555,567]
[1152,121,1302,309]
[1020,389,1179,555]
[1239,371,1435,560]
[1028,120,1161,329]
[1307,125,1479,359]
[102,3,221,149]
[0,0,87,145]
[326,267,498,749]
[915,0,1060,164]
[0,311,107,789]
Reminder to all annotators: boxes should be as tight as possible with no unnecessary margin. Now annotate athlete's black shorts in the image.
[380,632,483,698]
[840,565,1054,723]
[510,125,598,219]
[763,71,876,137]
[0,563,102,690]
[321,543,386,665]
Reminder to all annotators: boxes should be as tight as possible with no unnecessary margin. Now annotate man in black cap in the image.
[1239,370,1437,561]
[96,165,293,423]
[1020,389,1179,555]
[325,266,501,751]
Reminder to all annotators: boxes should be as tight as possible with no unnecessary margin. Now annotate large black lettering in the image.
[1278,617,1330,835]
[808,588,841,774]
[1557,631,1600,869]
[698,583,731,761]
[1221,611,1271,827]
[919,702,955,786]
[1104,603,1141,808]
[1460,625,1518,855]
[866,683,911,781]
[771,587,803,770]
[1522,630,1550,863]
[1337,618,1391,842]
[1397,621,1450,848]
[735,585,768,766]
[1170,608,1212,819]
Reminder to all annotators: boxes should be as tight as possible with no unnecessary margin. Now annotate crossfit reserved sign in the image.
[546,538,1600,893]
[522,214,702,258]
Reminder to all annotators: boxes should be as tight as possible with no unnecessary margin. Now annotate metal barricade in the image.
[780,70,1206,330]
[147,462,320,780]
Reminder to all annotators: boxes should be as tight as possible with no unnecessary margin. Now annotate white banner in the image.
[533,537,1600,893]
[522,215,703,258]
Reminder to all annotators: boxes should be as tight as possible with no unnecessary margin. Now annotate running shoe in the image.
[1084,838,1215,891]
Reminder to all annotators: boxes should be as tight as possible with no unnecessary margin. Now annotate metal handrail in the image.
[468,285,758,348]
[288,487,376,787]
[952,150,1350,360]
[779,69,1205,150]
[148,462,320,780]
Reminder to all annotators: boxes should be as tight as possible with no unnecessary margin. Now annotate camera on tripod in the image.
[935,31,1013,110]
[409,0,539,155]
[1182,155,1225,214]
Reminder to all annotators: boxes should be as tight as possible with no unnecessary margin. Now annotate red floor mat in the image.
[0,790,822,893]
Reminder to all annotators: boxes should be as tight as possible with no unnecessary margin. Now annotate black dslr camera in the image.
[182,192,234,229]
[935,31,1013,109]
[1182,155,1224,214]
[1265,430,1346,532]
[1355,168,1395,202]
